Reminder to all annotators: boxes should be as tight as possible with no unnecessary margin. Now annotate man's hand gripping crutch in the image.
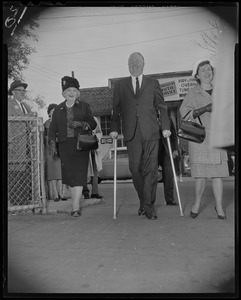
[109,131,118,219]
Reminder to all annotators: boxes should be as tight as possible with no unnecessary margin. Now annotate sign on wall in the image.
[158,76,196,101]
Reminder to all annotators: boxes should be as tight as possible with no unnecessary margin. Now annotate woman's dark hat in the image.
[8,80,28,95]
[61,76,80,91]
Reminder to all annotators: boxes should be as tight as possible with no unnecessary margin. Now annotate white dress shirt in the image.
[131,74,143,94]
[15,99,27,114]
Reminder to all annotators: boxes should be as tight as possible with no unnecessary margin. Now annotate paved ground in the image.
[6,177,236,295]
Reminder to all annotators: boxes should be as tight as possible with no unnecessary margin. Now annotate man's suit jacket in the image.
[110,75,170,142]
[8,98,32,116]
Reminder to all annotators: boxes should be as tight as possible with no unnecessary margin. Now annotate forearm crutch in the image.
[113,138,117,219]
[166,136,184,216]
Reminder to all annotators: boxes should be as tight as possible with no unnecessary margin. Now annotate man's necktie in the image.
[135,77,140,97]
[20,102,26,114]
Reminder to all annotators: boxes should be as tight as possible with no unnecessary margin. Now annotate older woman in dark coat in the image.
[49,76,96,217]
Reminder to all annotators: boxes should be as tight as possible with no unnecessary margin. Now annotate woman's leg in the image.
[70,186,83,212]
[56,180,63,197]
[91,156,100,196]
[191,177,207,213]
[179,157,184,182]
[50,180,59,199]
[212,177,225,216]
[62,184,69,198]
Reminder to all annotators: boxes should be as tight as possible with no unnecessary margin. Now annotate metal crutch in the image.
[113,138,117,219]
[166,136,184,216]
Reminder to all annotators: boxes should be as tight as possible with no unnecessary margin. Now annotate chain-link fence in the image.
[8,116,47,213]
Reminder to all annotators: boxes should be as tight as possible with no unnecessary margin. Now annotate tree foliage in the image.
[25,94,47,110]
[7,18,39,81]
[193,20,221,61]
[7,17,47,110]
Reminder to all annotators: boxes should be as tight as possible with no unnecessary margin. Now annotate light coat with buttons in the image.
[179,84,227,165]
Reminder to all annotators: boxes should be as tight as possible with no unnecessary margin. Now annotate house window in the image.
[100,115,123,136]
[100,115,124,147]
[100,115,111,136]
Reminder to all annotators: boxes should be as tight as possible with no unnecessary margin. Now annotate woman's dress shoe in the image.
[190,210,198,218]
[71,209,82,217]
[83,192,90,199]
[215,207,227,220]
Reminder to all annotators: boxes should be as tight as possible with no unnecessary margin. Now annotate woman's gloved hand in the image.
[205,103,212,112]
[193,103,212,118]
[49,140,58,156]
[69,121,83,128]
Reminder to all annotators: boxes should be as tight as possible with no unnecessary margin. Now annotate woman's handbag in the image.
[77,123,99,151]
[177,111,206,144]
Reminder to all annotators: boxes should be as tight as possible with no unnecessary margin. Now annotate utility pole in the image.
[71,71,74,78]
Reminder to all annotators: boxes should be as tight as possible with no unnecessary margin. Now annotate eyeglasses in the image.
[13,89,27,92]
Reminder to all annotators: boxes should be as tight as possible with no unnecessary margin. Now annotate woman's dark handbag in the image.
[77,133,98,151]
[77,122,98,151]
[177,111,206,144]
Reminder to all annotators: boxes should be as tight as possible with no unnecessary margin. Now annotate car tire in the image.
[98,177,102,184]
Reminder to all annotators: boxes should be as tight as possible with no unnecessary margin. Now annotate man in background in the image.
[8,80,33,206]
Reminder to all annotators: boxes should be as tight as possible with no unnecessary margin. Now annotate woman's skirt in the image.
[58,137,89,187]
[191,161,229,178]
[45,151,62,181]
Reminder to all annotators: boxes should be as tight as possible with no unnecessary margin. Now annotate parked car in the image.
[98,147,131,182]
[98,146,162,183]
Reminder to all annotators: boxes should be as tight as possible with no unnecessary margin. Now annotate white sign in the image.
[158,76,196,101]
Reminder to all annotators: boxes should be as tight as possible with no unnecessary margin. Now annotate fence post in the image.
[38,122,47,214]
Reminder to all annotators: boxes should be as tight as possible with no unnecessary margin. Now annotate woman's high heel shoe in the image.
[54,197,60,202]
[190,211,199,218]
[71,209,82,217]
[215,207,227,220]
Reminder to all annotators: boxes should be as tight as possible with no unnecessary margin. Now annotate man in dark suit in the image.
[158,117,179,206]
[110,52,171,220]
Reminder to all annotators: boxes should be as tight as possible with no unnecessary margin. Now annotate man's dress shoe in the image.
[145,212,157,220]
[138,208,146,216]
[166,200,177,206]
[91,194,104,200]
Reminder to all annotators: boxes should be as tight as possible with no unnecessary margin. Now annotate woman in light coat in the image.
[179,59,229,219]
